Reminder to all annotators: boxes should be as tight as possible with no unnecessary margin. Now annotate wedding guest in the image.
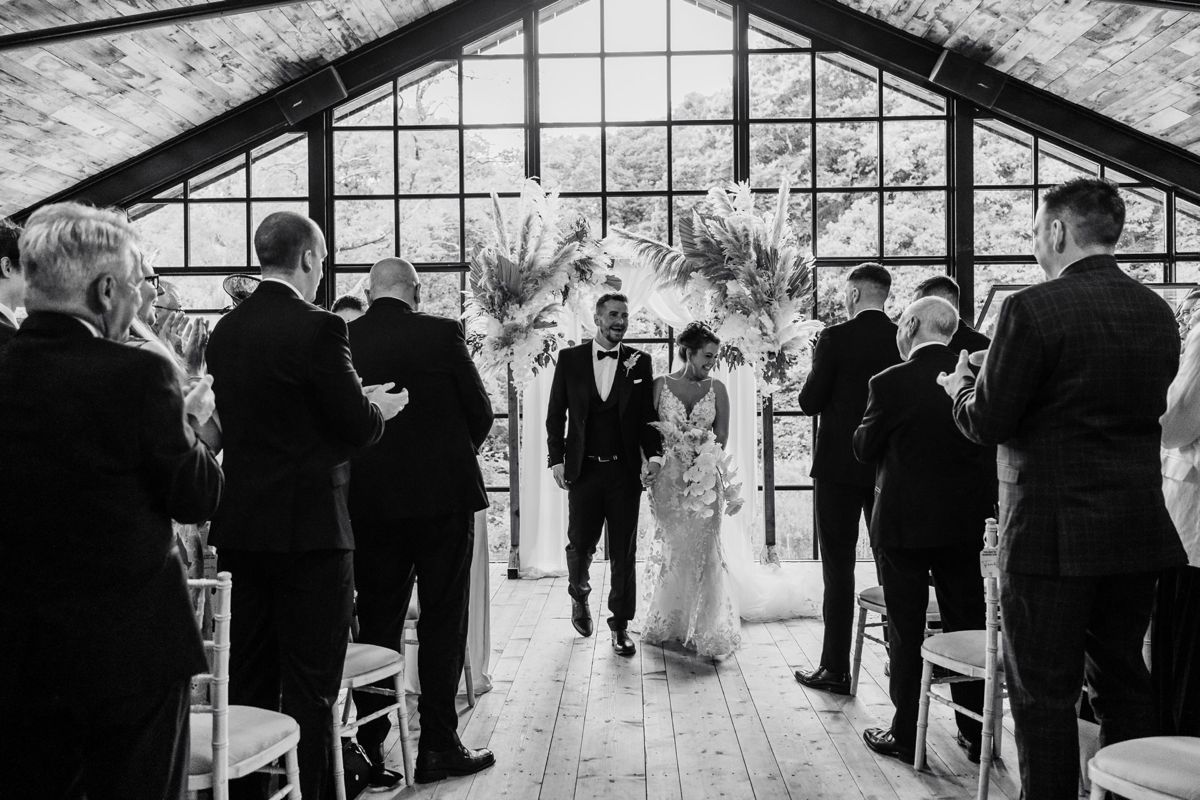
[853,297,993,764]
[333,293,366,322]
[0,202,223,800]
[939,178,1185,797]
[912,275,990,355]
[347,257,495,784]
[0,218,24,347]
[796,263,901,695]
[206,211,408,800]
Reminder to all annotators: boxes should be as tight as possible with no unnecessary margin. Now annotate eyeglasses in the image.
[153,304,185,313]
[144,274,161,292]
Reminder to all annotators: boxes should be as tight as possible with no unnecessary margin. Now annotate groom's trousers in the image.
[566,459,642,630]
[814,479,877,674]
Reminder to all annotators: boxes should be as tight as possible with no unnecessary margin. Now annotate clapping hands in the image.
[365,382,409,421]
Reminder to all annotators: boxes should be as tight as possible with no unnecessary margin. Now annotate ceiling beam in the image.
[0,0,315,53]
[1095,1,1200,11]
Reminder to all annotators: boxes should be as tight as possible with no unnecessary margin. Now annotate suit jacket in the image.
[798,308,902,486]
[949,320,990,356]
[347,298,493,520]
[206,281,385,552]
[0,315,15,348]
[952,254,1186,576]
[546,341,662,484]
[0,312,222,698]
[853,343,997,550]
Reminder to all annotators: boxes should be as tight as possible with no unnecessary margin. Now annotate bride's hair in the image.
[676,321,720,361]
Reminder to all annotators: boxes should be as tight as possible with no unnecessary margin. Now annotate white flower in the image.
[623,351,642,376]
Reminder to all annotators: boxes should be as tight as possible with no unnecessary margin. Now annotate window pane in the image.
[605,0,666,52]
[1120,262,1164,283]
[540,57,601,122]
[748,15,810,49]
[606,57,667,121]
[464,24,524,57]
[882,73,945,116]
[464,129,524,194]
[1104,167,1140,185]
[398,199,461,262]
[1118,186,1165,254]
[749,53,811,119]
[815,53,878,117]
[189,203,247,267]
[1177,261,1200,283]
[750,123,812,189]
[1037,141,1098,184]
[671,54,732,120]
[539,0,600,54]
[189,160,246,199]
[753,191,813,255]
[974,190,1034,255]
[465,196,520,254]
[541,127,601,193]
[334,131,393,195]
[462,59,524,125]
[672,195,704,244]
[479,421,512,486]
[1179,198,1200,253]
[334,83,393,126]
[250,201,308,266]
[773,490,815,561]
[883,265,948,317]
[814,264,853,324]
[606,126,668,191]
[398,63,459,125]
[884,191,946,257]
[816,122,878,187]
[335,199,394,265]
[129,202,184,268]
[251,134,308,197]
[671,125,733,190]
[670,0,732,51]
[816,192,878,258]
[416,270,465,319]
[883,120,945,186]
[975,119,1032,185]
[606,195,669,240]
[973,263,1045,329]
[160,275,230,312]
[559,196,603,229]
[771,416,812,486]
[335,272,369,302]
[398,130,460,194]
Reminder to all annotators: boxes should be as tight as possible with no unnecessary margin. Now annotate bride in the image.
[638,322,743,658]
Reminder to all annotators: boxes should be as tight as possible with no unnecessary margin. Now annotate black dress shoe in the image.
[794,666,851,695]
[414,744,496,784]
[572,600,593,637]
[367,764,403,788]
[611,630,636,656]
[863,727,915,763]
[956,732,982,764]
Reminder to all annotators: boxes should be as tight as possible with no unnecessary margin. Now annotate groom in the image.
[546,293,663,656]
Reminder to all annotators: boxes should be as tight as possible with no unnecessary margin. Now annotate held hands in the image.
[365,382,410,421]
[640,460,662,488]
[936,349,975,400]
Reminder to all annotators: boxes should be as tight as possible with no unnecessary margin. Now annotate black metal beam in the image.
[0,0,313,53]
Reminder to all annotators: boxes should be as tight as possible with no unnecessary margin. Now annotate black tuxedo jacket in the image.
[953,255,1186,576]
[853,344,997,550]
[347,298,493,520]
[798,309,902,486]
[0,312,222,697]
[0,315,15,349]
[207,281,385,552]
[546,341,662,484]
[949,320,990,356]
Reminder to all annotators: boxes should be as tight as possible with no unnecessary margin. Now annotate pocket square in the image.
[633,378,644,384]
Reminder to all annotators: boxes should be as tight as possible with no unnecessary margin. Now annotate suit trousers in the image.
[814,479,877,673]
[353,514,474,756]
[566,460,642,630]
[878,543,985,749]
[1000,570,1158,800]
[219,549,354,800]
[0,678,191,800]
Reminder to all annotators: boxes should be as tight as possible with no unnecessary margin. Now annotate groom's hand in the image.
[551,463,568,490]
[641,461,661,488]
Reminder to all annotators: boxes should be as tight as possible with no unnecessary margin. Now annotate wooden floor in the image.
[367,564,1021,800]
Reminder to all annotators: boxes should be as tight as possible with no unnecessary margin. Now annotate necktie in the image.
[597,350,619,360]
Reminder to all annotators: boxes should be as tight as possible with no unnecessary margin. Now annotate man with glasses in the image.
[0,218,25,348]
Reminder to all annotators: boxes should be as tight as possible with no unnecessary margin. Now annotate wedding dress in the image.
[638,378,742,658]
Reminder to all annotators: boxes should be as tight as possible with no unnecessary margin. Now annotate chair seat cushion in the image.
[342,642,403,687]
[190,706,298,779]
[921,630,1002,673]
[1091,736,1200,800]
[859,585,940,616]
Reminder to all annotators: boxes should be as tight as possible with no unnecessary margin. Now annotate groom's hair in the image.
[595,292,628,313]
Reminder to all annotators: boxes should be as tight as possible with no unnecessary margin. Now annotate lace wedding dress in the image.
[638,380,742,658]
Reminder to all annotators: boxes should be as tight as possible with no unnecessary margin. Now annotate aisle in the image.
[370,564,1020,800]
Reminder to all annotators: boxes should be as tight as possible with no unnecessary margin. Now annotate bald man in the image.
[851,297,995,764]
[347,258,495,784]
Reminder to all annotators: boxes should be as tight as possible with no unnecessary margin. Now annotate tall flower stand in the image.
[507,367,521,579]
[760,393,780,566]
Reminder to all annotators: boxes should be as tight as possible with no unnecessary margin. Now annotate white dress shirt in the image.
[906,339,943,359]
[592,338,620,401]
[0,302,17,330]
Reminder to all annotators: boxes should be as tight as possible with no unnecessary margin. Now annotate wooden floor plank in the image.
[641,643,684,800]
[712,654,791,800]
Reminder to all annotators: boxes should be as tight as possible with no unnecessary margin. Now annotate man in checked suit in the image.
[796,263,902,695]
[940,178,1186,798]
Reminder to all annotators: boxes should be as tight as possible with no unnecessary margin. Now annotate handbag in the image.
[341,739,372,799]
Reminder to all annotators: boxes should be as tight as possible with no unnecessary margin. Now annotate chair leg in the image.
[978,673,998,800]
[850,605,868,696]
[284,746,301,799]
[464,641,476,708]
[914,658,934,770]
[395,672,414,787]
[991,681,1004,759]
[331,703,347,800]
[1088,768,1104,800]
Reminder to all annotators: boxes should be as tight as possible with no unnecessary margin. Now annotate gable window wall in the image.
[122,0,1199,562]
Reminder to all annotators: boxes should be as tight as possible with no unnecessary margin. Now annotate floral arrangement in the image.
[610,180,824,394]
[650,421,743,519]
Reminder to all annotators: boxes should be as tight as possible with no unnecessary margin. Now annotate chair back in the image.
[980,518,1002,703]
[188,571,232,795]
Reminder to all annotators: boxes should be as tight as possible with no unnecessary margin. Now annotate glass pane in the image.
[398,62,459,125]
[189,203,247,267]
[670,0,732,51]
[464,196,520,255]
[814,264,853,324]
[750,123,812,189]
[334,199,394,265]
[606,195,669,240]
[748,15,811,49]
[975,190,1033,255]
[251,134,308,197]
[541,127,602,193]
[1120,262,1164,283]
[189,159,246,199]
[975,119,1032,185]
[972,263,1045,331]
[540,57,601,122]
[606,126,668,191]
[883,265,947,318]
[463,23,524,57]
[815,53,878,118]
[559,196,603,230]
[884,191,946,256]
[486,491,511,561]
[333,83,393,126]
[153,183,184,201]
[250,201,308,266]
[774,490,815,560]
[1177,261,1200,283]
[398,199,461,262]
[1104,167,1140,185]
[1037,141,1098,184]
[1118,186,1166,254]
[816,192,878,258]
[462,59,524,125]
[752,191,813,255]
[335,272,369,303]
[749,53,811,119]
[398,130,460,195]
[815,122,878,187]
[129,202,184,268]
[606,57,667,121]
[883,120,946,186]
[1178,198,1200,253]
[159,275,230,312]
[671,54,732,120]
[605,0,666,52]
[882,73,945,116]
[771,416,813,486]
[671,124,733,190]
[334,131,393,195]
[479,420,512,485]
[671,195,704,244]
[539,0,600,54]
[415,269,465,319]
[463,128,525,194]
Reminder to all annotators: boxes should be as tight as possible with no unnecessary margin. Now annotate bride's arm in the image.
[713,379,730,448]
[653,376,665,412]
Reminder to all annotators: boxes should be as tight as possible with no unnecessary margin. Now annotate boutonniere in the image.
[623,351,642,377]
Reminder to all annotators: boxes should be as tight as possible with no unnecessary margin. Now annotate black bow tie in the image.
[597,349,619,361]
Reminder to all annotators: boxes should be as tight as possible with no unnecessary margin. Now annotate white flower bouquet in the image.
[650,420,743,519]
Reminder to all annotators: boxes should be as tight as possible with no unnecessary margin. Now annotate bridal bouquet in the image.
[650,420,743,519]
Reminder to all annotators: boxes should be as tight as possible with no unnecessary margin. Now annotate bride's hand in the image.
[641,461,661,488]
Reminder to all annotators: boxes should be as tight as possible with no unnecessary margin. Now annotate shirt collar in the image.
[260,276,306,301]
[853,307,887,319]
[0,302,16,328]
[592,338,619,355]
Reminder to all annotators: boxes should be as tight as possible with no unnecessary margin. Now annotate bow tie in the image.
[596,349,619,361]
